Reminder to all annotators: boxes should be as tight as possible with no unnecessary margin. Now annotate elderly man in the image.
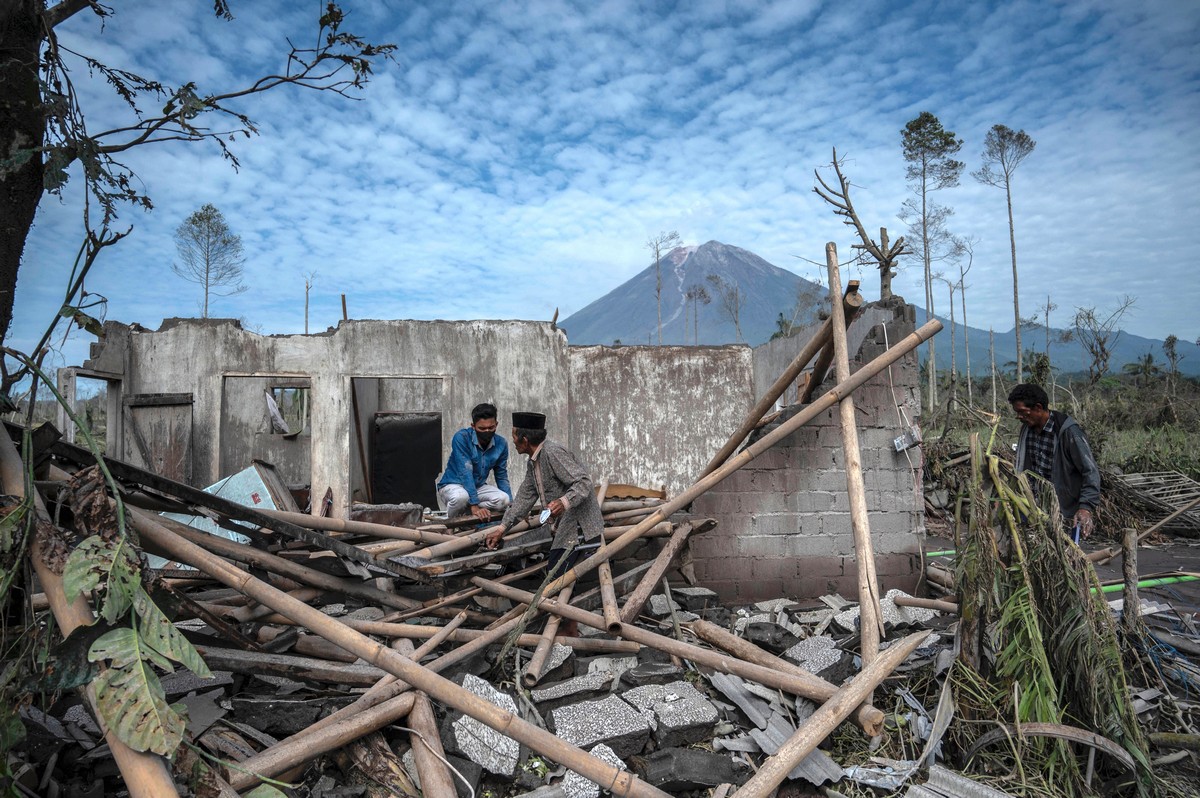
[1008,383,1102,539]
[484,411,603,579]
[437,403,512,521]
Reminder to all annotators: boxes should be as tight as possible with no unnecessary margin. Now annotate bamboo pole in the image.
[259,507,456,544]
[892,595,959,614]
[396,639,457,798]
[826,243,883,672]
[732,631,930,798]
[379,561,546,622]
[134,517,668,797]
[536,318,942,599]
[193,646,388,685]
[473,577,885,734]
[136,510,423,612]
[594,480,621,629]
[232,614,471,789]
[524,584,574,687]
[1122,526,1141,635]
[0,433,179,798]
[619,521,699,624]
[799,281,862,406]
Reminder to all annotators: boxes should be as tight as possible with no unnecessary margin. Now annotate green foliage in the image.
[951,435,1156,796]
[63,534,141,624]
[132,588,211,678]
[89,626,188,755]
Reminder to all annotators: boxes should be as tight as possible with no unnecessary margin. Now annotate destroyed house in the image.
[58,301,923,600]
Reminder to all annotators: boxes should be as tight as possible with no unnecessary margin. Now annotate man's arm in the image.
[443,431,480,506]
[1066,427,1102,512]
[545,443,593,514]
[493,438,512,499]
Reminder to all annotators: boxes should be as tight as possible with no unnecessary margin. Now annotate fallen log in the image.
[194,646,387,686]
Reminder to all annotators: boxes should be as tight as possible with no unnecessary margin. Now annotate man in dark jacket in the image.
[1008,383,1102,539]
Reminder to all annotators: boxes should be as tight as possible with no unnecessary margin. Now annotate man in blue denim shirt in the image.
[437,403,512,520]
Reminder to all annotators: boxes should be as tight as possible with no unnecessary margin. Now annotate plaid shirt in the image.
[1025,414,1057,482]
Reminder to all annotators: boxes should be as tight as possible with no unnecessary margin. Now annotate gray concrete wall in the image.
[567,345,755,496]
[78,307,926,601]
[690,305,924,602]
[86,318,570,514]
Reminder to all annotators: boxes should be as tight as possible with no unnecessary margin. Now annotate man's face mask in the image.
[473,421,497,446]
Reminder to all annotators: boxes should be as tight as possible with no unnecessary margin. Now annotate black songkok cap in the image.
[512,412,546,430]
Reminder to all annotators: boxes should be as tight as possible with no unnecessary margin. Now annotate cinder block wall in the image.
[689,308,924,603]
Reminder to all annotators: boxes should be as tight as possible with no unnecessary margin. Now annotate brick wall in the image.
[690,305,924,603]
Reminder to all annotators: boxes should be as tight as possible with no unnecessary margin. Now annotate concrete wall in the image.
[689,306,924,602]
[76,306,926,601]
[568,345,755,497]
[83,318,570,514]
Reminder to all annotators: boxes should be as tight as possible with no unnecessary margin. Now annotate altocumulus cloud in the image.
[13,0,1200,373]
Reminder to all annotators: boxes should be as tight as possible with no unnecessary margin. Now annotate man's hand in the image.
[1073,508,1095,540]
[483,525,506,550]
[548,498,566,518]
[470,504,491,522]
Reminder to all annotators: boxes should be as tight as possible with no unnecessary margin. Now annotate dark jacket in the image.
[500,439,604,550]
[1015,409,1102,519]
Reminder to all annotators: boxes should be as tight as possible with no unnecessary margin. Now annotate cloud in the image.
[11,0,1200,372]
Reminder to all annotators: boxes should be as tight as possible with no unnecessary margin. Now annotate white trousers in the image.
[437,483,511,519]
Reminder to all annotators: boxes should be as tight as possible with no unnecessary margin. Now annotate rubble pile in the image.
[2,425,962,798]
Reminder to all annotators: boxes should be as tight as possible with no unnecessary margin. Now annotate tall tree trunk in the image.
[989,327,996,415]
[921,169,937,410]
[0,1,46,345]
[1007,179,1021,382]
[947,282,956,404]
[961,283,972,406]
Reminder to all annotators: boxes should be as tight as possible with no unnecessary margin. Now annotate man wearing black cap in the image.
[484,412,604,583]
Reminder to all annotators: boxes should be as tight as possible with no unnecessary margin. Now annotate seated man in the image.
[437,403,512,521]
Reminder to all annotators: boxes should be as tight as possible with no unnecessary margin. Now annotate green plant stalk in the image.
[1098,576,1198,594]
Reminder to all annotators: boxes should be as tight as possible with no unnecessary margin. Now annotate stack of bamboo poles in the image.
[6,253,943,797]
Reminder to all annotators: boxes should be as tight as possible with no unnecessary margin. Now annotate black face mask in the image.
[475,431,495,446]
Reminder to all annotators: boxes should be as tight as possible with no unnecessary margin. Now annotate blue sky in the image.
[14,0,1200,375]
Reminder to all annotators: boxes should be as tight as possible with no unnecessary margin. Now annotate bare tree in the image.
[953,236,976,405]
[683,283,710,345]
[304,271,318,334]
[646,231,681,344]
[172,204,247,317]
[706,273,744,342]
[901,112,964,410]
[1030,294,1072,403]
[974,124,1036,381]
[934,274,957,403]
[0,3,395,352]
[1073,295,1136,384]
[813,149,909,300]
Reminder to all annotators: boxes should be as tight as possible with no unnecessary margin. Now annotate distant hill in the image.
[560,240,1200,377]
[561,241,824,345]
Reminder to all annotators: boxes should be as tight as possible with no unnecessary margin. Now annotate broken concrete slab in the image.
[529,671,614,712]
[620,680,719,748]
[782,634,853,683]
[671,586,719,612]
[441,673,521,776]
[618,661,682,687]
[647,594,681,618]
[547,695,652,758]
[633,746,751,791]
[560,743,625,798]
